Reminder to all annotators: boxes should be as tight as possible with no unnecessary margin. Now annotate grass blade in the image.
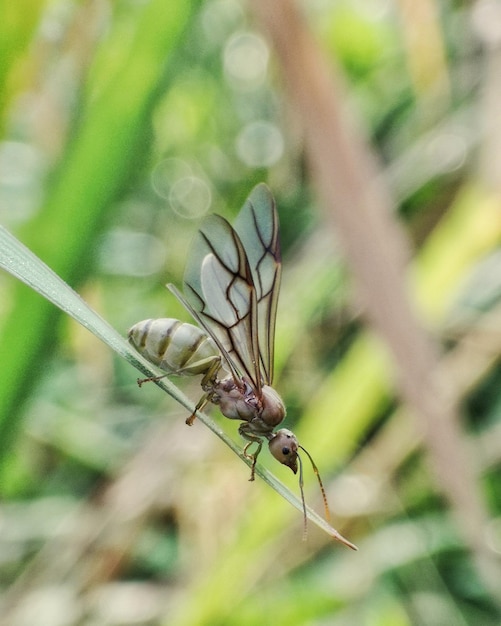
[0,226,356,549]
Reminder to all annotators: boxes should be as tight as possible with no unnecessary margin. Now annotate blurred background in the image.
[1,0,501,624]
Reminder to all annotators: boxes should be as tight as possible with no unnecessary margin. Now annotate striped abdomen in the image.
[128,318,220,376]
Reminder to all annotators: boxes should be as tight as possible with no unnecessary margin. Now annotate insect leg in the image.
[199,355,222,390]
[185,391,212,426]
[185,357,222,426]
[239,423,264,481]
[136,374,168,387]
[243,441,262,481]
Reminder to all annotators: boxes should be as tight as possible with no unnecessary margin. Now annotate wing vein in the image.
[177,184,281,393]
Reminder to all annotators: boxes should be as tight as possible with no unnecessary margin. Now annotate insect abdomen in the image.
[128,318,219,376]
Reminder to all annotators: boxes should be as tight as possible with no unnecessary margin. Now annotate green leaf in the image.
[0,0,198,465]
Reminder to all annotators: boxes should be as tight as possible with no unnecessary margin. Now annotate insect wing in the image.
[233,184,281,384]
[180,212,262,391]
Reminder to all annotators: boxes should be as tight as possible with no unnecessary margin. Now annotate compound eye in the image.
[282,447,291,456]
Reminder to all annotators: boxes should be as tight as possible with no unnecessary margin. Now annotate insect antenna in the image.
[296,453,309,540]
[298,444,332,540]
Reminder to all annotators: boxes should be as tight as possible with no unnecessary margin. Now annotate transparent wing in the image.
[180,212,262,391]
[172,184,281,391]
[233,183,281,384]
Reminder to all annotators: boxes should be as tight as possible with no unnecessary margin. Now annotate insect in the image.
[128,184,335,539]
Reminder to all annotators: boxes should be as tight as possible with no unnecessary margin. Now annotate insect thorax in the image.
[212,378,286,432]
